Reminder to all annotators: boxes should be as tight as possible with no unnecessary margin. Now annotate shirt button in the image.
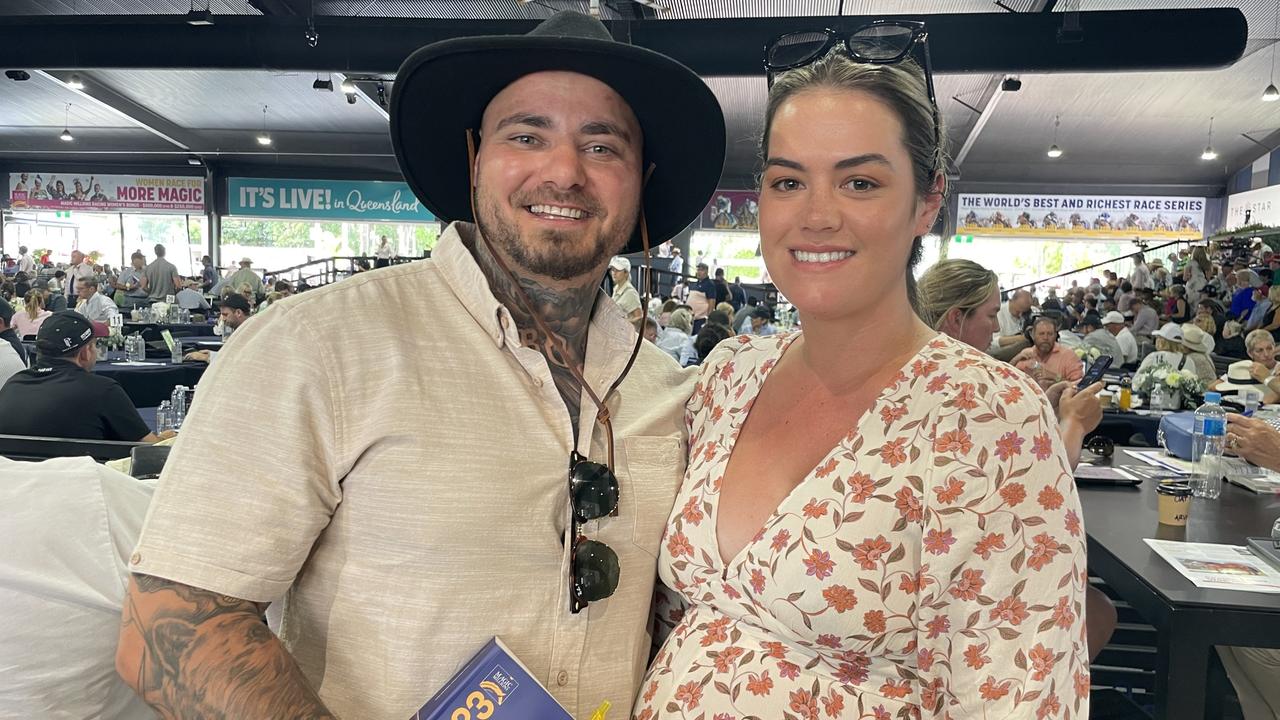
[533,377,543,387]
[130,552,142,565]
[555,670,569,686]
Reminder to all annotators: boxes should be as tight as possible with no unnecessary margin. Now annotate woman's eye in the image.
[845,178,877,191]
[770,178,802,192]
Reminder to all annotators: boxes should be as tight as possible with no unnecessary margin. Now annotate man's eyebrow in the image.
[581,120,633,146]
[495,113,554,131]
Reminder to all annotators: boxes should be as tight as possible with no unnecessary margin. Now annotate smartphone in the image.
[1077,354,1113,389]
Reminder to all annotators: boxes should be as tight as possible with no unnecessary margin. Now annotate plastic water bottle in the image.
[155,402,171,434]
[1192,391,1227,499]
[170,385,186,428]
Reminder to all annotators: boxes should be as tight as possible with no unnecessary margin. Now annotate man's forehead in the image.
[481,71,640,136]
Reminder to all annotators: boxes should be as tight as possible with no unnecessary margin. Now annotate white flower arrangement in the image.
[1133,362,1206,409]
[1074,346,1102,361]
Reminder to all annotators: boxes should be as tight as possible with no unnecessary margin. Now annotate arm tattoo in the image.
[465,226,600,437]
[121,574,335,719]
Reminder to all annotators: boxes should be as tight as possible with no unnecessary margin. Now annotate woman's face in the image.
[945,288,1001,350]
[758,89,940,321]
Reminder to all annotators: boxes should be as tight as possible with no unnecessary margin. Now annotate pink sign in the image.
[8,172,205,214]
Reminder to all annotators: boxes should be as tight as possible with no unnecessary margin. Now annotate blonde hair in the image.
[1192,246,1211,276]
[1155,337,1181,353]
[916,259,999,329]
[1246,329,1275,354]
[667,307,693,335]
[715,302,735,317]
[1269,285,1280,305]
[23,289,43,320]
[1193,314,1216,337]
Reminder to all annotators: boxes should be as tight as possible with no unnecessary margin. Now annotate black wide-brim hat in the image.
[390,10,727,254]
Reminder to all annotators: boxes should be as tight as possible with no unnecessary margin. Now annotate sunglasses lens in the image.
[767,31,830,69]
[571,461,619,522]
[849,24,915,61]
[573,539,620,603]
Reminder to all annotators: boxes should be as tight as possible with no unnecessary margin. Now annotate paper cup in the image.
[1098,392,1114,409]
[1156,482,1192,526]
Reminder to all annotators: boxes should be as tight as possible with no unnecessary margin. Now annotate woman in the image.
[1135,323,1192,375]
[1166,285,1192,324]
[656,307,696,366]
[638,48,1088,719]
[373,235,394,269]
[12,289,50,338]
[1185,246,1211,305]
[1244,285,1275,333]
[1253,285,1280,342]
[1178,322,1218,384]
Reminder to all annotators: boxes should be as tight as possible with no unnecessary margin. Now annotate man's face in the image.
[1033,322,1057,354]
[76,280,95,301]
[473,71,643,282]
[132,256,144,269]
[751,315,765,332]
[696,266,708,279]
[220,307,248,330]
[70,251,84,265]
[642,322,658,343]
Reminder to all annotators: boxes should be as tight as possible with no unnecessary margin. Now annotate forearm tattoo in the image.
[122,575,335,719]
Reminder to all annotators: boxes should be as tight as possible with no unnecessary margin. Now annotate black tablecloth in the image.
[95,360,205,407]
[123,322,217,342]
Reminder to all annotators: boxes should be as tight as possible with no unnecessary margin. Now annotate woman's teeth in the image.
[792,250,854,263]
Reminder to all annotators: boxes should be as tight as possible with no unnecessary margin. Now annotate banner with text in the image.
[227,177,435,222]
[702,190,759,231]
[1225,185,1280,229]
[957,193,1205,240]
[7,172,205,213]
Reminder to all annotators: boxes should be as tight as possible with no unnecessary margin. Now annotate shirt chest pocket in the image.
[621,436,685,557]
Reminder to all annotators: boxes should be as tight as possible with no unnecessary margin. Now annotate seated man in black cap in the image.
[118,9,725,720]
[0,299,27,368]
[0,311,165,443]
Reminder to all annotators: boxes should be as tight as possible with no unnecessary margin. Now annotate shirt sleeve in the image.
[917,369,1090,718]
[130,305,344,602]
[97,383,152,442]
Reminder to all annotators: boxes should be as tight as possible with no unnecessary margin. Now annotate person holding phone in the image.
[1012,315,1085,389]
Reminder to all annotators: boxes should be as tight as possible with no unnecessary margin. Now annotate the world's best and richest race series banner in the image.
[957,193,1206,240]
[7,172,205,214]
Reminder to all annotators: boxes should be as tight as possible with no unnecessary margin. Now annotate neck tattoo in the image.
[465,225,600,438]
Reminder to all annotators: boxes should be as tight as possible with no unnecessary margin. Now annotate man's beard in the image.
[473,187,636,282]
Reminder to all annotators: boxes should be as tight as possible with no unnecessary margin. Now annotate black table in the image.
[94,359,205,407]
[123,321,216,343]
[1080,453,1280,719]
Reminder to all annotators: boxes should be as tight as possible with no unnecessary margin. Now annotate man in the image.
[739,306,777,336]
[175,279,211,312]
[221,257,264,298]
[1102,310,1139,366]
[733,294,759,331]
[114,252,149,308]
[1131,293,1159,336]
[1230,270,1262,321]
[142,244,181,302]
[668,246,683,276]
[116,11,725,719]
[729,275,748,311]
[74,277,120,324]
[66,250,95,303]
[989,288,1033,359]
[199,255,218,292]
[608,256,644,324]
[0,302,26,385]
[1013,315,1084,388]
[15,245,35,275]
[711,267,730,307]
[183,293,251,363]
[1079,312,1123,362]
[689,261,715,301]
[0,312,166,442]
[1040,288,1063,313]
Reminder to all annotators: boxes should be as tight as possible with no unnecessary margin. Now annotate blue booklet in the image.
[411,637,574,720]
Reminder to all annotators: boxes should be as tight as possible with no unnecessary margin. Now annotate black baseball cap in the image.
[36,310,108,354]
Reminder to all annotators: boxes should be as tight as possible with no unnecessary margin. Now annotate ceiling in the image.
[0,0,1277,198]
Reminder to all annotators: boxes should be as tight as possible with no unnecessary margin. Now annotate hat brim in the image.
[390,34,727,254]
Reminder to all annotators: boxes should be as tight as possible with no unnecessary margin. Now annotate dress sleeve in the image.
[916,368,1090,719]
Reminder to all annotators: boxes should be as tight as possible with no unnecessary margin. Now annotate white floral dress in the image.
[635,333,1090,720]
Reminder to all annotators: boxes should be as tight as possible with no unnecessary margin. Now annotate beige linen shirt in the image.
[131,223,696,719]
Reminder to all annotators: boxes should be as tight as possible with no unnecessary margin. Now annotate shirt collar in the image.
[434,222,637,358]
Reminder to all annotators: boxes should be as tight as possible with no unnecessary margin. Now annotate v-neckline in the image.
[708,332,939,572]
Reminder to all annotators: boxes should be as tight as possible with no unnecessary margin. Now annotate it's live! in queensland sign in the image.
[227,177,435,222]
[7,172,205,213]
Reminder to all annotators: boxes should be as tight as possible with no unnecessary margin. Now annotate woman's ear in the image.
[913,173,946,238]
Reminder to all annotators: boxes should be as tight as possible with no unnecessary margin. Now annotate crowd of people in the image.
[6,9,1280,720]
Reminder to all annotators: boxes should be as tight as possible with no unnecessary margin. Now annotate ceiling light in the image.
[1201,116,1217,161]
[59,103,73,142]
[304,18,319,48]
[1046,114,1063,159]
[185,8,213,25]
[1001,77,1022,92]
[313,75,333,91]
[187,156,203,166]
[1265,84,1280,102]
[340,78,356,94]
[257,104,272,146]
[1267,1,1280,101]
[346,93,358,105]
[67,74,84,90]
